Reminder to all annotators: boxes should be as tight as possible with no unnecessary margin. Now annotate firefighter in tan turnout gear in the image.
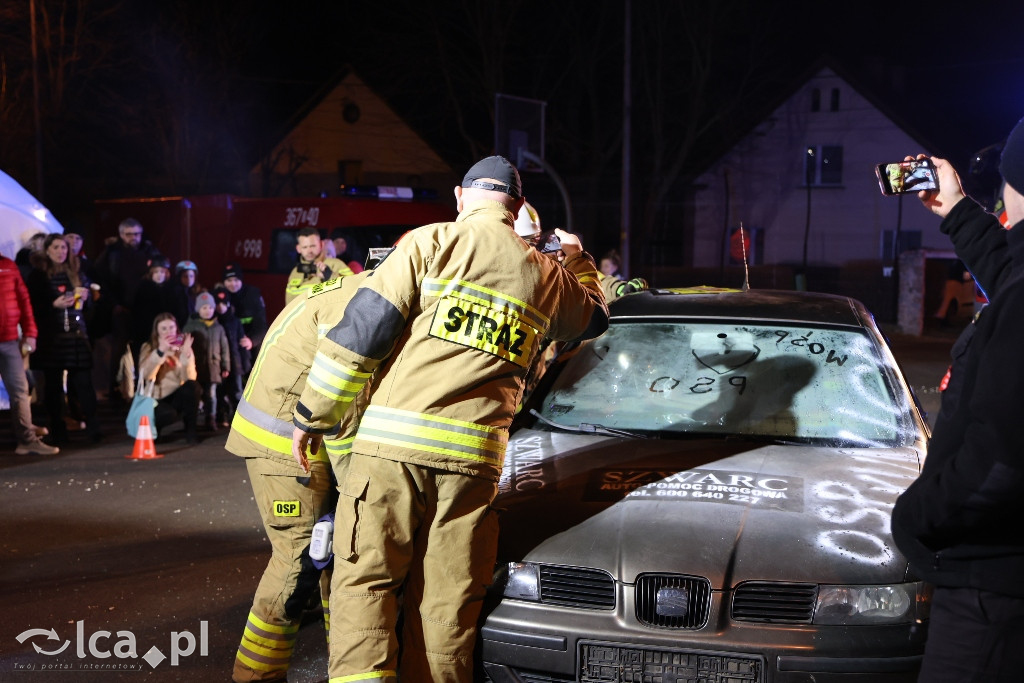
[228,271,369,683]
[291,156,609,683]
[285,226,354,303]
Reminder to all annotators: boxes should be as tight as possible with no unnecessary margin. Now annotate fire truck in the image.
[94,187,455,318]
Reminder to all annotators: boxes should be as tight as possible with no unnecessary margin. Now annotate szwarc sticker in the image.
[429,296,538,368]
[583,468,801,511]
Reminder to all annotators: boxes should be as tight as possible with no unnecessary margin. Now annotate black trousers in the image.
[154,379,200,439]
[43,367,98,440]
[918,586,1024,682]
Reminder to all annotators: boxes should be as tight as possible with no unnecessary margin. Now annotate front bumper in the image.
[481,594,926,682]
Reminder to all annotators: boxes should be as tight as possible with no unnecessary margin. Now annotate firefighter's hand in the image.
[292,427,321,474]
[555,228,581,257]
[910,155,965,219]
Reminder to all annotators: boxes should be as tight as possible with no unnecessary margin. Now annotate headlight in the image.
[504,562,541,601]
[814,583,923,624]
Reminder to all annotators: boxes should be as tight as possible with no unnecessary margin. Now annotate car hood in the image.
[496,429,923,588]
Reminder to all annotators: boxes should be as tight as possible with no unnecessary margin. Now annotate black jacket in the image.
[891,198,1024,598]
[26,267,93,371]
[227,283,267,349]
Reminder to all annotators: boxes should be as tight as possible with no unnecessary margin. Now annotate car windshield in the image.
[535,321,918,447]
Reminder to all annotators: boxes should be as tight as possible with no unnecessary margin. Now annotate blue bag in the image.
[126,378,158,439]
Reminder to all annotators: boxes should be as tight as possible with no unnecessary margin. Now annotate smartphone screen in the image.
[875,159,939,195]
[536,230,562,254]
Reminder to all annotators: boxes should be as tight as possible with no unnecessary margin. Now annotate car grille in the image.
[635,573,712,628]
[580,643,761,682]
[539,565,616,609]
[732,581,817,623]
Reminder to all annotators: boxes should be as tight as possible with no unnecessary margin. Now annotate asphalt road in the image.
[0,324,961,682]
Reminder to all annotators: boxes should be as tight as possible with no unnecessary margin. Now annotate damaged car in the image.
[481,288,931,683]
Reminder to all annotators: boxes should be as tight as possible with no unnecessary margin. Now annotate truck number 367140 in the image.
[236,239,263,259]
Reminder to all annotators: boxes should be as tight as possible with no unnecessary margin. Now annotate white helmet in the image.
[514,201,541,240]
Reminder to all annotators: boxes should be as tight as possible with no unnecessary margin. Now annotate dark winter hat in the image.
[212,285,231,306]
[462,156,522,199]
[223,262,243,281]
[147,254,171,270]
[195,292,215,312]
[999,116,1024,195]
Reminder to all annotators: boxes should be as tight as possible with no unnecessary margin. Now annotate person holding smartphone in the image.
[26,233,100,445]
[890,117,1024,683]
[138,313,200,444]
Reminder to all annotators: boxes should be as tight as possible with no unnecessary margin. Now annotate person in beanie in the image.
[212,284,249,427]
[891,117,1024,682]
[222,261,267,363]
[183,291,229,431]
[292,155,608,683]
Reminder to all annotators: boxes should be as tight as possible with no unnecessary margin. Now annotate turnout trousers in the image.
[233,457,334,682]
[328,452,499,683]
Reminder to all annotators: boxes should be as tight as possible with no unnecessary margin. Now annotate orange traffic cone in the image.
[126,415,163,460]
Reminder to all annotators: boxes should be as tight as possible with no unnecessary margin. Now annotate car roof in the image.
[609,288,872,328]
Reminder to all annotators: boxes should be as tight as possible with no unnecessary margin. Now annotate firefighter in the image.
[284,227,353,303]
[291,156,608,683]
[228,271,369,683]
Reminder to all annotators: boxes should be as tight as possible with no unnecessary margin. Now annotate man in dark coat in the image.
[92,218,159,399]
[891,117,1024,682]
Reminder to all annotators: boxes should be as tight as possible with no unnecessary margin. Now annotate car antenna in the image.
[739,222,751,291]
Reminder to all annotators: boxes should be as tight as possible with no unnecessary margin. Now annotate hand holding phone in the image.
[876,159,939,195]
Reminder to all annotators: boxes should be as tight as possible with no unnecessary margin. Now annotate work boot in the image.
[15,440,59,455]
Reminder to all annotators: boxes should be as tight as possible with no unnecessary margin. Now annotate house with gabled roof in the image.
[686,61,946,272]
[251,67,454,197]
[676,59,966,330]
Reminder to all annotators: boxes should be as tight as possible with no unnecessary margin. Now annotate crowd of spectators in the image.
[4,217,267,449]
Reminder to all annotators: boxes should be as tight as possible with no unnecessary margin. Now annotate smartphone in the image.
[171,334,184,347]
[538,231,562,254]
[875,159,939,195]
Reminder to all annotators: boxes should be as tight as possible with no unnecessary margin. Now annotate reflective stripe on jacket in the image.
[294,200,608,480]
[285,257,354,303]
[227,272,368,473]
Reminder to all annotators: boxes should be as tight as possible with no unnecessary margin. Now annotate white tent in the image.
[0,169,64,259]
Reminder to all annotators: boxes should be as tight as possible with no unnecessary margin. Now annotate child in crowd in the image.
[211,285,251,427]
[183,291,229,431]
[131,254,173,361]
[170,260,202,329]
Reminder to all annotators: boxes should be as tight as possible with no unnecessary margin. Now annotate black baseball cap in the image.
[462,156,522,199]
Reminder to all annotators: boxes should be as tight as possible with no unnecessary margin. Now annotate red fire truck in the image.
[94,187,455,319]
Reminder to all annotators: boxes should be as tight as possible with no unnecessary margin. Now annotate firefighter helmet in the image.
[514,201,541,240]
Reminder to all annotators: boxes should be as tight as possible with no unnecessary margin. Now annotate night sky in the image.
[3,1,1024,223]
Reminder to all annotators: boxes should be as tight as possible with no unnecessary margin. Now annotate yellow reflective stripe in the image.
[577,272,600,286]
[245,300,308,401]
[330,671,397,683]
[422,277,550,331]
[325,435,354,457]
[232,411,328,462]
[309,353,371,401]
[248,611,300,635]
[236,650,290,673]
[238,634,294,657]
[285,278,308,296]
[358,407,505,464]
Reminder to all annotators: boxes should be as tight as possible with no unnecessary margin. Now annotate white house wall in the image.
[692,68,945,267]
